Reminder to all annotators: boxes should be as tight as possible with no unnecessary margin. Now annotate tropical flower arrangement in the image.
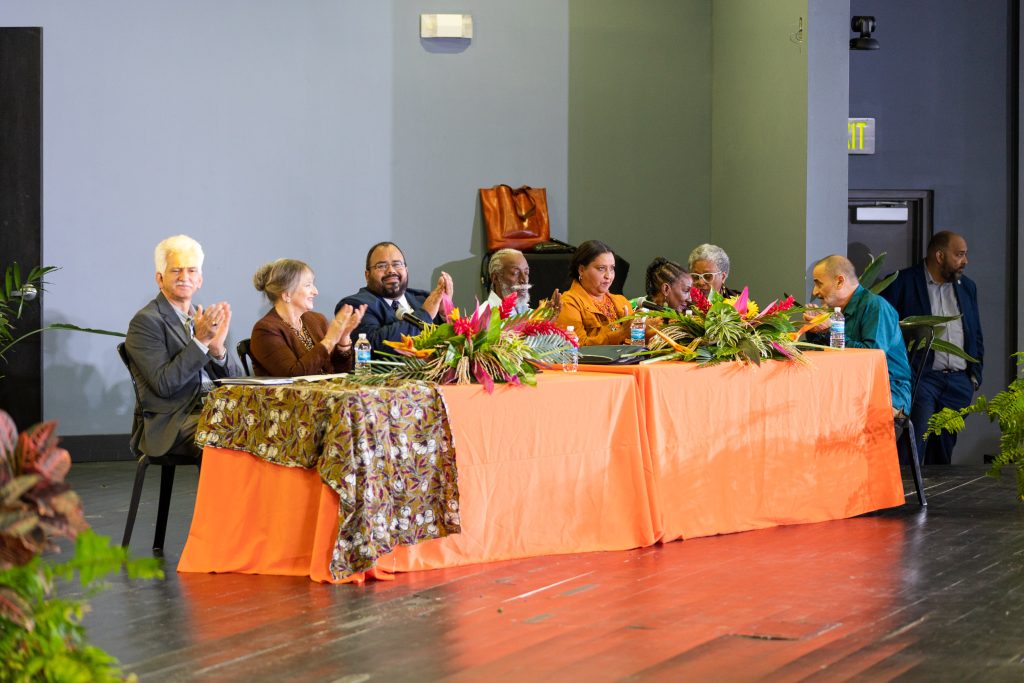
[640,286,828,365]
[371,293,575,392]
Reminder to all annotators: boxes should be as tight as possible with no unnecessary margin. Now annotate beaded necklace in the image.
[290,323,315,350]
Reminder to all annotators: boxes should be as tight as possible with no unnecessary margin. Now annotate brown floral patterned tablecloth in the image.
[195,378,461,580]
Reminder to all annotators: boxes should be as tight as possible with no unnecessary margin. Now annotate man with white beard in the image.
[486,248,559,315]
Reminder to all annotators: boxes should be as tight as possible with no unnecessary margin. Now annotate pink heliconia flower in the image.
[732,287,750,316]
[771,341,795,360]
[441,293,455,323]
[473,360,495,393]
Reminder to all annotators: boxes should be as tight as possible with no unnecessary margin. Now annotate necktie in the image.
[185,317,195,339]
[391,300,400,316]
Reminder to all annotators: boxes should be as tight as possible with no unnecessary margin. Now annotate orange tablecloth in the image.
[179,372,659,582]
[580,348,904,542]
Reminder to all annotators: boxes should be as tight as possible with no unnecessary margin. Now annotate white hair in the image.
[154,235,204,273]
[488,248,525,281]
[688,243,730,274]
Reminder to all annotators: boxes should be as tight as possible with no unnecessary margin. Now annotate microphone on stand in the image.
[396,307,426,330]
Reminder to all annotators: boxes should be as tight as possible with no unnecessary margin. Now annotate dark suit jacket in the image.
[125,292,243,456]
[335,287,435,353]
[879,261,984,387]
[250,308,352,377]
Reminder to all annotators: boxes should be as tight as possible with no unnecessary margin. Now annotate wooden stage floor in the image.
[62,461,1024,682]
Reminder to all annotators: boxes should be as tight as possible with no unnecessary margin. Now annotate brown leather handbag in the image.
[480,185,549,251]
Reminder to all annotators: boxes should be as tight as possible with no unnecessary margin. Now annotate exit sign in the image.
[848,118,875,154]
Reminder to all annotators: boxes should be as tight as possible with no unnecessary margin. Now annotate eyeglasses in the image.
[690,272,721,283]
[371,261,406,273]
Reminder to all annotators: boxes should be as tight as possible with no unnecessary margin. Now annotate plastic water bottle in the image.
[630,309,648,347]
[354,333,372,375]
[563,326,579,373]
[829,307,845,349]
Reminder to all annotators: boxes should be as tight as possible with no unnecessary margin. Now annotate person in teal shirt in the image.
[804,255,912,415]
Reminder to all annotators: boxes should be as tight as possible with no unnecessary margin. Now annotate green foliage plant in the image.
[0,410,162,682]
[0,262,124,366]
[926,353,1024,501]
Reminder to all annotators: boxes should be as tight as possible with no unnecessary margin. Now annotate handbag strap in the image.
[498,184,538,220]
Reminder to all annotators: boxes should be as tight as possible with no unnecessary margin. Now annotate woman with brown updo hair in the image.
[250,259,366,376]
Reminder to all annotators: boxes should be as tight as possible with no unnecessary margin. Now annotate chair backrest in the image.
[236,338,253,376]
[900,324,935,406]
[116,342,144,457]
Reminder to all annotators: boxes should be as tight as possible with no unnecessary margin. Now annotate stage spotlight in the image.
[850,15,880,50]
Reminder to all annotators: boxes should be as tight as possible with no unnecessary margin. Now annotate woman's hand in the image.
[323,304,367,351]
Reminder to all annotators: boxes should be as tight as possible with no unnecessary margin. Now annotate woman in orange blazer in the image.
[250,259,366,376]
[556,240,633,346]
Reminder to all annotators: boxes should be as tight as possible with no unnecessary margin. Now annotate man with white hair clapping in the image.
[125,235,243,459]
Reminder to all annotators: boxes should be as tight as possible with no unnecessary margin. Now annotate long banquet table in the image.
[581,348,905,542]
[179,371,660,582]
[178,348,905,583]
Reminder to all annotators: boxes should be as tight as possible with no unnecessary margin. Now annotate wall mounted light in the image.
[421,14,473,39]
[850,16,879,50]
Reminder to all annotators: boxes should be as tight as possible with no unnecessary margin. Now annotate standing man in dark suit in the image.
[125,235,242,459]
[880,231,984,464]
[336,242,453,354]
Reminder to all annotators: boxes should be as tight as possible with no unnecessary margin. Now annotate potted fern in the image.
[925,353,1024,501]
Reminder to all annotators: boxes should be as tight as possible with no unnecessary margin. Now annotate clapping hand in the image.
[194,302,231,357]
[325,303,367,351]
[423,271,454,319]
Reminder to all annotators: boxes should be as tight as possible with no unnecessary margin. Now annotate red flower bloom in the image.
[510,320,578,347]
[499,292,518,320]
[761,295,795,317]
[689,287,711,313]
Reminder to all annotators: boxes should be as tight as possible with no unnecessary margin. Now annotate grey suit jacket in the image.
[125,292,242,456]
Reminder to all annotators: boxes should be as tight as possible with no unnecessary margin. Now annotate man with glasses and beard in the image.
[336,241,454,354]
[880,231,984,465]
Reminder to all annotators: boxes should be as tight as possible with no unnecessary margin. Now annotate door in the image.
[848,189,933,276]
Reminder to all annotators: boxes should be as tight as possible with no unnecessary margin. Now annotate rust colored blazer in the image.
[556,280,633,346]
[250,309,353,377]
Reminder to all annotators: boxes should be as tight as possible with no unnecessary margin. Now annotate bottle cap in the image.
[358,333,367,338]
[834,307,841,313]
[566,326,575,332]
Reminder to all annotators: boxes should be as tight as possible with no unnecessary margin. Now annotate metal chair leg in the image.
[121,456,150,546]
[153,464,177,551]
[901,420,928,506]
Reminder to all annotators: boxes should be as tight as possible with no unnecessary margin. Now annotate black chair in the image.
[116,342,201,551]
[236,338,254,376]
[895,324,933,506]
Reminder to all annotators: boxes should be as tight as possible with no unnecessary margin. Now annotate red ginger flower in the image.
[499,292,517,320]
[510,320,578,347]
[761,295,795,317]
[689,287,711,313]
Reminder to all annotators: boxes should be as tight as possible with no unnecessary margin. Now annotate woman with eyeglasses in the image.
[556,240,633,346]
[633,257,693,313]
[688,243,741,299]
[249,259,367,376]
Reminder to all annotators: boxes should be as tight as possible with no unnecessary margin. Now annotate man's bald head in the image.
[811,255,859,309]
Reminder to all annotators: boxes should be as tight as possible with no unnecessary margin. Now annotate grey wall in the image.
[392,0,568,300]
[568,0,712,295]
[805,0,850,291]
[710,0,810,299]
[849,0,1011,462]
[2,0,568,435]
